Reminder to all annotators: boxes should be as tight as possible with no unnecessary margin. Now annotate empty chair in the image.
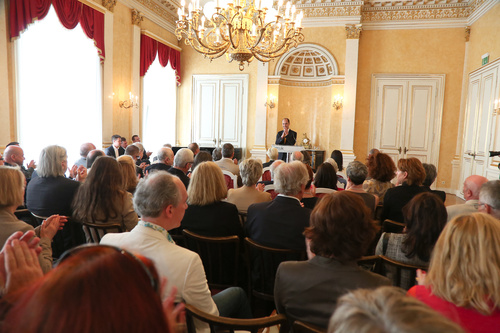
[82,221,124,244]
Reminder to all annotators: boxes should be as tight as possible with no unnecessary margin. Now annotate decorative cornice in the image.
[465,26,471,41]
[133,0,177,27]
[132,9,145,25]
[102,0,117,12]
[345,24,362,38]
[301,5,362,17]
[267,76,346,86]
[362,8,470,22]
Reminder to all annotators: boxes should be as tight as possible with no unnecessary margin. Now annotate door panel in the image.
[376,81,406,157]
[194,80,219,147]
[220,82,240,145]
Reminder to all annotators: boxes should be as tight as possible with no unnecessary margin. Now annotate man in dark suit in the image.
[246,161,311,252]
[275,118,297,161]
[168,148,193,189]
[146,147,174,175]
[104,134,125,158]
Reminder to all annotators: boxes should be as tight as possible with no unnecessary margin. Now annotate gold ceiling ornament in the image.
[175,0,305,70]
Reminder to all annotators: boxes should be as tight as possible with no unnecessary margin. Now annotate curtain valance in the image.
[140,34,181,86]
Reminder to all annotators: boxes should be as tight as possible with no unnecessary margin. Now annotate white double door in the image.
[192,75,248,150]
[369,74,445,168]
[459,61,500,188]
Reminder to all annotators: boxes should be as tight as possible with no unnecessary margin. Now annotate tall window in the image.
[17,6,102,165]
[142,57,177,152]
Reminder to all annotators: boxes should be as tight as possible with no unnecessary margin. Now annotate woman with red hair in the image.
[3,245,183,333]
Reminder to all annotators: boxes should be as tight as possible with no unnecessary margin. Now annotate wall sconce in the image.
[119,92,139,109]
[265,95,276,109]
[494,98,500,115]
[332,94,343,110]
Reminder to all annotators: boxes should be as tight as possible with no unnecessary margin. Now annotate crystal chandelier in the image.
[176,0,304,70]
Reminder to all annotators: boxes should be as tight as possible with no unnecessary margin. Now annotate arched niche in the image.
[274,44,339,79]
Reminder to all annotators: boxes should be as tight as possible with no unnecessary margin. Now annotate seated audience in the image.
[101,171,251,330]
[291,151,304,162]
[422,163,446,202]
[447,175,487,221]
[180,161,242,237]
[188,142,200,156]
[3,244,184,333]
[301,164,318,209]
[74,143,95,168]
[246,161,311,252]
[191,151,212,172]
[0,166,65,273]
[117,155,139,194]
[363,152,396,203]
[168,148,193,189]
[263,147,278,168]
[328,287,464,333]
[345,161,378,213]
[72,156,138,242]
[125,144,145,178]
[86,149,104,169]
[146,147,174,174]
[274,192,390,329]
[131,134,152,160]
[212,148,222,161]
[133,142,151,166]
[3,144,36,181]
[104,134,124,158]
[478,180,500,219]
[314,162,338,193]
[120,136,128,149]
[409,213,500,332]
[381,157,427,222]
[227,159,271,213]
[330,150,346,180]
[375,192,447,289]
[215,143,239,176]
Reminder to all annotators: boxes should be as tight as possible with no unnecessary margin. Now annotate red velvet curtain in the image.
[140,34,181,86]
[10,0,105,61]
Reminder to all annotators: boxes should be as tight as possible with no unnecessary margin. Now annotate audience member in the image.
[3,244,184,333]
[131,134,152,160]
[125,144,144,178]
[146,147,174,174]
[120,137,128,149]
[246,161,311,252]
[191,151,212,171]
[101,172,251,330]
[345,161,378,213]
[26,145,86,257]
[381,158,427,222]
[168,148,193,189]
[104,134,124,158]
[375,192,447,289]
[302,150,312,166]
[274,192,390,328]
[132,142,151,167]
[363,152,395,204]
[301,164,318,209]
[0,166,65,273]
[330,150,346,180]
[263,147,278,168]
[478,180,500,219]
[422,163,446,202]
[188,142,200,156]
[328,287,464,333]
[117,155,139,194]
[86,149,104,169]
[74,143,95,168]
[212,148,222,161]
[215,143,239,176]
[409,213,500,332]
[447,175,487,221]
[3,145,36,180]
[314,162,338,192]
[227,159,271,213]
[179,162,242,237]
[367,148,380,161]
[291,151,304,162]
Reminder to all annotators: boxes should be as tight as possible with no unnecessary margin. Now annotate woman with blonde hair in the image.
[227,158,271,213]
[180,161,242,237]
[117,155,138,194]
[408,213,500,332]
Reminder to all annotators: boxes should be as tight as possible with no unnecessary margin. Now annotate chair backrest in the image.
[264,184,278,200]
[244,237,306,302]
[222,170,238,190]
[382,219,405,233]
[182,229,240,290]
[238,212,247,226]
[293,321,327,333]
[185,304,288,333]
[315,188,336,195]
[378,255,428,290]
[260,168,271,182]
[82,221,124,244]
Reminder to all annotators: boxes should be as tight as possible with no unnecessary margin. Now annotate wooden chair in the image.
[238,212,247,226]
[357,255,380,271]
[15,208,39,228]
[293,321,327,333]
[222,170,239,190]
[185,304,288,333]
[182,229,240,290]
[244,237,306,302]
[82,221,124,243]
[382,219,405,233]
[377,255,428,290]
[314,188,336,198]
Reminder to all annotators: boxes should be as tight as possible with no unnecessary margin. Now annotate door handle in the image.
[213,138,216,145]
[404,147,408,154]
[398,147,402,154]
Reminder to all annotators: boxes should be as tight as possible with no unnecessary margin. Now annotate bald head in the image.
[463,175,489,201]
[80,143,96,158]
[87,149,105,168]
[3,146,24,166]
[291,151,304,162]
[157,148,174,166]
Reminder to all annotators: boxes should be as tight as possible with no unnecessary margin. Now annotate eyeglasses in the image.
[57,244,159,293]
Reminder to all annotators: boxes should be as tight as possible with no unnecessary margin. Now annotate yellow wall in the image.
[356,28,466,187]
[466,3,500,74]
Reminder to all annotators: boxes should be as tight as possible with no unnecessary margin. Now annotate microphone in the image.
[490,151,500,157]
